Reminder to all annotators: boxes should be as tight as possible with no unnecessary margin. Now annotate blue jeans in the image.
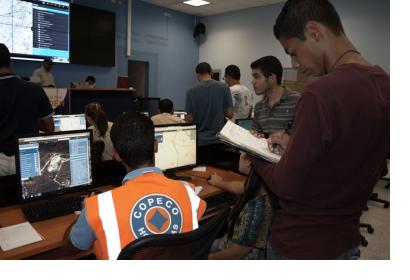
[266,243,361,260]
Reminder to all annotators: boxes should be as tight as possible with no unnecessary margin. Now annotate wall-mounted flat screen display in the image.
[1,0,70,63]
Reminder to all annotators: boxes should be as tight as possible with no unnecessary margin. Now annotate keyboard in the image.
[22,196,83,222]
[204,192,237,214]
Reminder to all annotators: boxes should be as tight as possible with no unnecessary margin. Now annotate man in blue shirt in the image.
[185,62,234,165]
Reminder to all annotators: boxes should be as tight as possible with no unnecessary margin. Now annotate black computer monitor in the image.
[134,97,160,117]
[15,130,93,202]
[154,124,197,179]
[53,114,86,131]
[235,118,253,131]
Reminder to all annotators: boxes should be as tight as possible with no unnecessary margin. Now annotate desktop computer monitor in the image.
[173,111,187,121]
[16,130,93,201]
[235,118,253,131]
[134,97,160,117]
[53,114,86,131]
[154,124,197,173]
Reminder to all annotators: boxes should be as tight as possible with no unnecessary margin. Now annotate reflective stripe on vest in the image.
[97,191,121,260]
[181,181,200,230]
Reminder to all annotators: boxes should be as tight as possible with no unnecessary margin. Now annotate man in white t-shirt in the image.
[224,65,254,120]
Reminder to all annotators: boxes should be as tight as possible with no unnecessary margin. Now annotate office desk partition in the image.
[68,88,136,121]
[0,166,244,260]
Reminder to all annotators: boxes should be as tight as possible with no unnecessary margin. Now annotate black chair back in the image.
[91,140,105,163]
[117,206,230,260]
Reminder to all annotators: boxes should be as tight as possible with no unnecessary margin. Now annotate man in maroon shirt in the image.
[250,0,389,259]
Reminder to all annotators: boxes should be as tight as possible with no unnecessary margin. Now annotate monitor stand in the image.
[164,170,192,181]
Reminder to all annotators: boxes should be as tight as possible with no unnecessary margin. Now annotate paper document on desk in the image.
[0,222,44,251]
[194,186,203,195]
[218,120,281,163]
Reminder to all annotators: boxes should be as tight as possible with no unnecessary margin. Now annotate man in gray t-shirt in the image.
[185,62,233,147]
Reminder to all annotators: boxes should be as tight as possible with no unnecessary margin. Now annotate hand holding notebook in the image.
[218,121,281,163]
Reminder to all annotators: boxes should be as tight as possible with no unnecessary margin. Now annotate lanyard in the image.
[0,75,17,80]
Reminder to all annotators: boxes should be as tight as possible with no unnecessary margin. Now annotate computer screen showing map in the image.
[16,131,93,200]
[154,124,197,171]
[53,114,86,131]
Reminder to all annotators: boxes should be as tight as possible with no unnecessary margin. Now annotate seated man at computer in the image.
[62,112,206,260]
[0,43,54,176]
[151,98,184,125]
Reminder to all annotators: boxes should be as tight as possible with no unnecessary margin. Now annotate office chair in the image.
[117,206,230,260]
[367,160,390,209]
[360,161,389,247]
[359,223,375,247]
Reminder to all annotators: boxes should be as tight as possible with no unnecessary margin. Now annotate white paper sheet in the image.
[194,186,203,195]
[0,222,44,251]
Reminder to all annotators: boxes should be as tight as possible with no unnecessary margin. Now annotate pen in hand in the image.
[269,121,292,154]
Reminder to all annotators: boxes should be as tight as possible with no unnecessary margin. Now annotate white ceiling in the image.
[140,0,285,17]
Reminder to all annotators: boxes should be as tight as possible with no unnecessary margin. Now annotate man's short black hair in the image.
[85,75,96,84]
[43,58,54,65]
[159,98,174,114]
[250,56,283,85]
[274,0,344,40]
[110,112,155,168]
[0,43,11,69]
[196,62,212,75]
[225,65,241,80]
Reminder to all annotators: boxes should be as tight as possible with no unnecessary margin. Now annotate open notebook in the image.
[218,120,281,163]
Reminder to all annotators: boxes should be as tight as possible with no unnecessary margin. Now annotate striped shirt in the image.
[252,89,299,135]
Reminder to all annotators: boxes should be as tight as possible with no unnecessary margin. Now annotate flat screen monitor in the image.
[70,4,115,66]
[154,124,197,171]
[53,114,86,131]
[134,97,160,117]
[3,0,70,63]
[16,130,93,201]
[235,118,253,131]
[173,111,187,121]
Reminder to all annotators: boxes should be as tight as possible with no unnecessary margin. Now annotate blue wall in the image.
[11,0,199,109]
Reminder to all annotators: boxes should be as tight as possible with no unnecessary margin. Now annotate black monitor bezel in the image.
[154,123,198,172]
[15,129,95,203]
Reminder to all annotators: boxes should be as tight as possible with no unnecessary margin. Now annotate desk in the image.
[0,166,244,260]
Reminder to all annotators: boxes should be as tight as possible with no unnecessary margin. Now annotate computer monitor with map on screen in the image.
[154,124,197,180]
[53,114,86,131]
[16,130,93,201]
